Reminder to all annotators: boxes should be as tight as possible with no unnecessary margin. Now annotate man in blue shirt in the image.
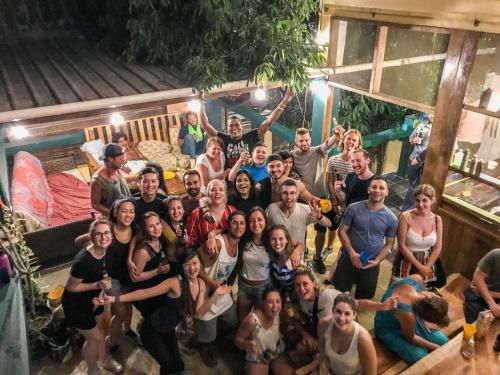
[333,177,398,299]
[228,142,269,183]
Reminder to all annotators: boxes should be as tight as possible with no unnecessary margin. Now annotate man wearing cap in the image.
[258,153,317,210]
[199,89,294,169]
[90,143,131,216]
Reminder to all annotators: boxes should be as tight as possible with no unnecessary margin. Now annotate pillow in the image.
[61,168,88,184]
[42,157,77,175]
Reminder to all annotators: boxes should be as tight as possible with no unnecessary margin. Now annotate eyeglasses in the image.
[95,231,112,237]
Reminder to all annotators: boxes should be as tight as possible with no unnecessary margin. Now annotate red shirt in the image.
[187,205,236,248]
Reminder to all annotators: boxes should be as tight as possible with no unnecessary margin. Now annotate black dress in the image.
[62,249,105,330]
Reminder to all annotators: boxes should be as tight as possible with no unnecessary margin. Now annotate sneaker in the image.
[314,258,327,274]
[199,345,218,367]
[101,356,123,373]
[125,329,140,345]
[322,247,334,258]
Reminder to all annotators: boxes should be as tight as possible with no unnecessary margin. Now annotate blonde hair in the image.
[413,184,436,200]
[339,129,362,152]
[295,128,310,137]
[206,179,228,204]
[206,136,224,149]
[294,267,321,297]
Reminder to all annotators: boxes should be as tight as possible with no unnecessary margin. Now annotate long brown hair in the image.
[267,224,293,257]
[134,211,161,250]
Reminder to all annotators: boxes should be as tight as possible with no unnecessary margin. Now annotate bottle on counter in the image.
[475,310,493,339]
[475,160,483,177]
[460,149,470,170]
[461,324,476,359]
[452,149,464,168]
[469,154,478,174]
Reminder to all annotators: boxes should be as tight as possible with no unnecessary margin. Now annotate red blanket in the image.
[47,173,93,227]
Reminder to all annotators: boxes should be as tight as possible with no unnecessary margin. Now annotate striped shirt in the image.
[326,154,353,181]
[187,205,236,249]
[270,259,295,288]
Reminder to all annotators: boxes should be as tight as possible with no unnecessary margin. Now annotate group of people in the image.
[62,93,498,375]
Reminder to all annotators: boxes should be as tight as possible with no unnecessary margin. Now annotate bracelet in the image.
[278,105,286,111]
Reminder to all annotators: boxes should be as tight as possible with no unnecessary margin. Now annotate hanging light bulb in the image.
[8,125,29,139]
[188,100,201,112]
[255,88,266,101]
[110,113,124,127]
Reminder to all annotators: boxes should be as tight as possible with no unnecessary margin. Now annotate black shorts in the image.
[314,209,342,233]
[332,249,380,299]
[64,305,104,331]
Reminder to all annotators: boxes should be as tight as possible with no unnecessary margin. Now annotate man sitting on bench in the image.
[464,248,500,323]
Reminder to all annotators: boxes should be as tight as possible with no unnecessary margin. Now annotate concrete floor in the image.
[33,223,395,375]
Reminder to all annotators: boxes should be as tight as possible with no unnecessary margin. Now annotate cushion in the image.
[81,139,105,166]
[42,157,77,175]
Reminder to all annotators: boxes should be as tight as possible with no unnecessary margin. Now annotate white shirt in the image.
[265,202,315,244]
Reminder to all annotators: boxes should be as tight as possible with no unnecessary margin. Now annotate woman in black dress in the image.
[62,219,123,374]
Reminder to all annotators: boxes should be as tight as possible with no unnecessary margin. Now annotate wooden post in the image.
[369,26,388,94]
[421,31,479,201]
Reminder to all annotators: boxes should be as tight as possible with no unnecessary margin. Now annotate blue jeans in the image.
[181,134,206,159]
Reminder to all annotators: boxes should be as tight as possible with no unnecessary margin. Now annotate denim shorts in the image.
[238,277,273,302]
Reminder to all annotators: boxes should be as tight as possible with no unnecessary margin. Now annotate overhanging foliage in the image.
[125,0,324,91]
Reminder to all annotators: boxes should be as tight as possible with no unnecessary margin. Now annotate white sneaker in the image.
[101,356,123,373]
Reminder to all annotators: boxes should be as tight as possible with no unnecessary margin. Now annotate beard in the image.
[188,188,200,197]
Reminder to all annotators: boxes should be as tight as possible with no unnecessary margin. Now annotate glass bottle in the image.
[461,324,476,359]
[475,310,492,339]
[176,159,181,172]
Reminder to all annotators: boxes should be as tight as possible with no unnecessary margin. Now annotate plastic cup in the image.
[359,251,370,266]
[463,323,476,340]
[320,199,330,213]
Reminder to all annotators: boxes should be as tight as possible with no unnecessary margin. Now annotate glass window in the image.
[329,20,377,90]
[380,28,450,106]
[465,34,500,111]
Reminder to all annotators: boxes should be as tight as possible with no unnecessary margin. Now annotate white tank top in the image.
[405,213,437,252]
[324,320,363,375]
[246,312,284,362]
[241,241,270,281]
[200,234,237,321]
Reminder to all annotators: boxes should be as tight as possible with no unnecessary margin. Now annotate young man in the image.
[334,148,375,207]
[258,154,316,210]
[179,111,206,160]
[333,177,398,299]
[131,167,167,224]
[265,179,331,245]
[90,143,131,216]
[181,169,205,223]
[199,89,294,168]
[196,211,247,367]
[464,248,500,323]
[402,113,433,211]
[228,142,269,183]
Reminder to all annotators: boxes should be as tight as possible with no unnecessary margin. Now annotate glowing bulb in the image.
[8,125,29,139]
[188,100,201,112]
[255,88,266,101]
[110,113,124,127]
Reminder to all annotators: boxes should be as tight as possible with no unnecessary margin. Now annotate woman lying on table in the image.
[374,275,450,364]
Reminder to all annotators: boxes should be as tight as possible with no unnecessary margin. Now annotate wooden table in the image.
[402,319,500,375]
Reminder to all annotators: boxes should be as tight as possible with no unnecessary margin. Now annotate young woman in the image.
[375,275,450,364]
[267,224,305,296]
[130,212,172,317]
[62,219,122,374]
[94,250,231,375]
[236,208,304,320]
[161,196,188,274]
[392,184,445,288]
[318,294,377,375]
[234,288,295,375]
[187,179,236,249]
[196,136,228,191]
[278,150,301,180]
[291,268,396,362]
[228,170,261,215]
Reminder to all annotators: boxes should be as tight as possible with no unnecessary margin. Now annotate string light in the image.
[110,113,124,127]
[255,88,266,101]
[8,125,29,139]
[188,100,201,112]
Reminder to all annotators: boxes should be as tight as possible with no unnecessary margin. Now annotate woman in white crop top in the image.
[392,184,445,287]
[318,293,376,375]
[234,288,294,375]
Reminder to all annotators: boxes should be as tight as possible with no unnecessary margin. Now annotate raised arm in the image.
[257,88,294,137]
[199,98,218,137]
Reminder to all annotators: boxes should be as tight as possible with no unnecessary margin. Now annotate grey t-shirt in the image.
[341,200,398,257]
[409,122,432,160]
[475,248,500,293]
[292,142,333,197]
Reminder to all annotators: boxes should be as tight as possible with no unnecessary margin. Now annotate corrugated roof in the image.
[0,36,187,112]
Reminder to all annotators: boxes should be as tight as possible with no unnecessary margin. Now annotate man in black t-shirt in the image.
[334,148,375,207]
[199,88,294,168]
[131,167,167,225]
